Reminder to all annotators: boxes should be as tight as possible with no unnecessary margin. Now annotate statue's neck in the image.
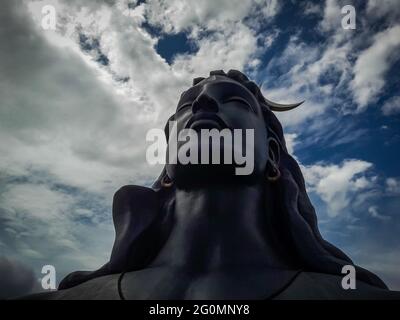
[150,183,291,272]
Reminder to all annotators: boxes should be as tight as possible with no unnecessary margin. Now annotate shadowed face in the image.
[166,75,269,186]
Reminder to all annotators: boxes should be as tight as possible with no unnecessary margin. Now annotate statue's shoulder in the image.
[111,184,159,224]
[274,271,400,300]
[111,184,159,241]
[19,273,122,300]
[112,185,157,211]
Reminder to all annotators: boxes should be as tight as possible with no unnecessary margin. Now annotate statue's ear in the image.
[268,135,281,165]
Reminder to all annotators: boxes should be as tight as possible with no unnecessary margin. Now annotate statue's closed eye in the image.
[223,96,255,113]
[178,97,254,113]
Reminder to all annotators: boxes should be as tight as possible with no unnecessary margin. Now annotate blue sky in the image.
[0,0,399,298]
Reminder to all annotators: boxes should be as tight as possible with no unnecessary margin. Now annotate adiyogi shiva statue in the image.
[25,70,400,299]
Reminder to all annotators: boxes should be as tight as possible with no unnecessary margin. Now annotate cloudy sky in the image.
[0,0,399,298]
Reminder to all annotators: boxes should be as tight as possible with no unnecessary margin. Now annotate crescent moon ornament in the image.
[264,98,305,112]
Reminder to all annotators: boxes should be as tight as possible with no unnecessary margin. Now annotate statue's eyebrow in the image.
[219,82,258,112]
[223,82,254,100]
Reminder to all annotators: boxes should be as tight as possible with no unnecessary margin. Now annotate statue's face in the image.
[166,75,269,186]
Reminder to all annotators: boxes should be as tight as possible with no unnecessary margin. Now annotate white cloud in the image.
[303,2,321,16]
[257,0,280,19]
[145,0,280,34]
[1,184,74,221]
[172,22,259,78]
[382,96,400,115]
[1,0,165,196]
[263,32,352,127]
[366,0,400,21]
[320,0,342,32]
[0,0,157,280]
[386,177,400,194]
[351,25,400,111]
[368,206,390,221]
[269,0,400,117]
[284,133,298,155]
[302,160,374,217]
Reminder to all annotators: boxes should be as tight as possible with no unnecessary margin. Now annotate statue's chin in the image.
[166,142,265,187]
[168,163,262,188]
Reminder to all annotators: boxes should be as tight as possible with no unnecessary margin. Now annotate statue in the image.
[25,70,399,299]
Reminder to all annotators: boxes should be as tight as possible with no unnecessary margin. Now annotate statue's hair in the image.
[59,70,387,291]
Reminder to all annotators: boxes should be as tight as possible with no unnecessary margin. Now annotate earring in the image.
[161,174,174,188]
[266,137,281,182]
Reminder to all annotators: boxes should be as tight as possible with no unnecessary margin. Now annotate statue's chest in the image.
[119,266,299,300]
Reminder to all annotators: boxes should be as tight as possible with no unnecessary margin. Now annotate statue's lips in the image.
[186,114,228,131]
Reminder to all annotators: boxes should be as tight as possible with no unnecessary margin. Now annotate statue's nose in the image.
[192,93,219,114]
